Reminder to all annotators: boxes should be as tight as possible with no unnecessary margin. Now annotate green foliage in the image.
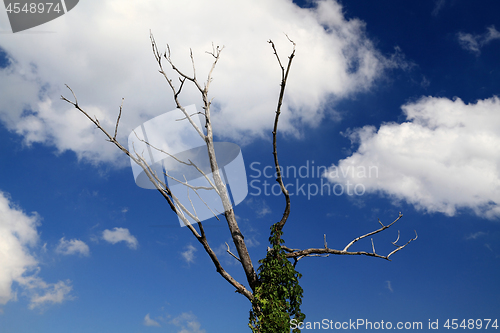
[249,223,305,333]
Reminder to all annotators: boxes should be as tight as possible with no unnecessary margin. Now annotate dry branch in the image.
[61,81,254,301]
[283,213,417,264]
[150,32,258,290]
[269,37,296,233]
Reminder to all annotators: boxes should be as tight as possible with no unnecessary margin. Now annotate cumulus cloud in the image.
[144,313,161,327]
[102,227,138,249]
[22,278,73,310]
[0,191,73,309]
[0,0,403,166]
[56,237,90,257]
[457,25,500,55]
[181,244,197,264]
[325,96,500,219]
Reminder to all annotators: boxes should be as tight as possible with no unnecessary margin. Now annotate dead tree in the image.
[61,32,417,331]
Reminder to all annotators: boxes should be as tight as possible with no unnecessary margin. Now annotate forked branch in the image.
[61,84,254,301]
[283,213,417,265]
[149,33,258,292]
[267,40,416,266]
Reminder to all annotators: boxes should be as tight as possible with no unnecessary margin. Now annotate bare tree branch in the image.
[284,213,417,262]
[226,242,241,262]
[61,84,254,301]
[268,37,296,233]
[386,230,418,259]
[130,129,221,196]
[265,39,416,268]
[150,32,205,140]
[342,212,403,252]
[113,98,124,140]
[150,33,258,291]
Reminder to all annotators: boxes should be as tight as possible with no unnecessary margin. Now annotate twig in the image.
[342,213,403,252]
[226,242,241,262]
[113,98,124,140]
[386,230,418,260]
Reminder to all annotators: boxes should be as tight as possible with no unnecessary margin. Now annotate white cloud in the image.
[386,280,393,293]
[0,191,73,308]
[56,237,90,257]
[241,225,261,248]
[256,201,271,218]
[246,198,271,217]
[144,313,161,327]
[457,25,500,54]
[466,231,487,240]
[22,278,73,310]
[432,0,446,16]
[325,96,500,219]
[0,0,403,166]
[170,312,205,333]
[181,245,197,264]
[102,227,138,249]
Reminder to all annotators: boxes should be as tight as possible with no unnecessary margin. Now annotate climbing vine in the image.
[249,223,305,333]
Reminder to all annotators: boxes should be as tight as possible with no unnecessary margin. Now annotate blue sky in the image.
[1,0,500,332]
